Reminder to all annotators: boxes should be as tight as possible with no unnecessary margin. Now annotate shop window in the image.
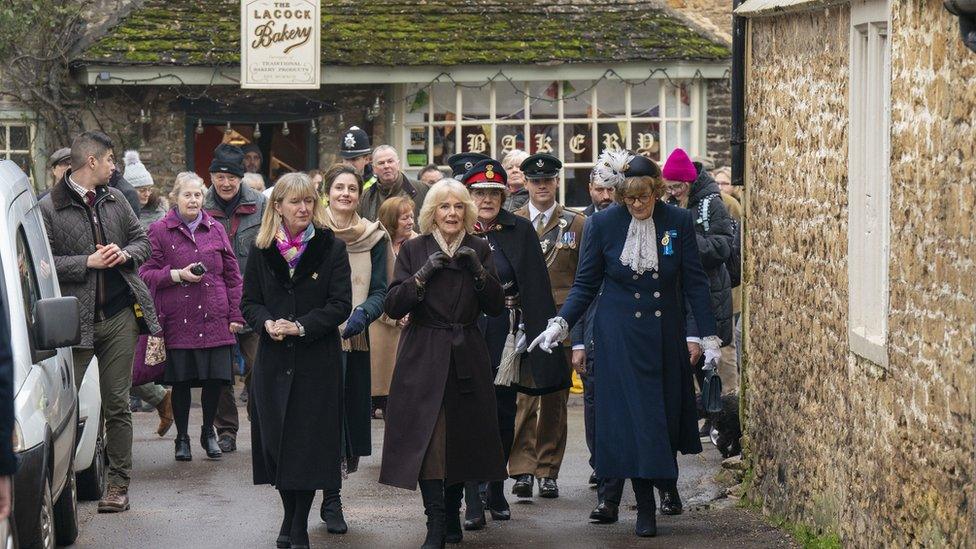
[398,78,703,208]
[848,0,891,367]
[0,122,35,183]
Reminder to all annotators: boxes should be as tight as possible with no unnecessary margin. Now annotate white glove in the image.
[703,347,721,369]
[527,318,567,354]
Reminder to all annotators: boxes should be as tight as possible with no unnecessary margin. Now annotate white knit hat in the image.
[123,150,154,188]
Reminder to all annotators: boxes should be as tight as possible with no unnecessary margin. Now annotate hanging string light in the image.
[195,118,204,134]
[281,121,290,136]
[253,123,262,139]
[310,119,318,134]
[224,121,232,134]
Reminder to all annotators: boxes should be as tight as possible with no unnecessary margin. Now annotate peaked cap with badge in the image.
[340,126,371,158]
[448,152,490,179]
[521,153,562,180]
[461,159,507,191]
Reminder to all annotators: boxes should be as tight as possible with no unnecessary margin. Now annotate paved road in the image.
[73,395,794,548]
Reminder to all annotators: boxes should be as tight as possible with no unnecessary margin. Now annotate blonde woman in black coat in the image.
[242,172,352,549]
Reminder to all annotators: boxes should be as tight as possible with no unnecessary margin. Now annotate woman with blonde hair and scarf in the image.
[318,163,392,535]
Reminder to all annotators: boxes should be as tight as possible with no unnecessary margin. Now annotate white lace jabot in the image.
[619,216,658,274]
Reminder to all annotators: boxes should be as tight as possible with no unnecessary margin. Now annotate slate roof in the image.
[78,0,730,66]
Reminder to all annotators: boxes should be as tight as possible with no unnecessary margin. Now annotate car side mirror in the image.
[32,297,81,360]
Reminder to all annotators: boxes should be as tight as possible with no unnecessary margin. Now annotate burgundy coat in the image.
[139,208,244,349]
[379,234,507,489]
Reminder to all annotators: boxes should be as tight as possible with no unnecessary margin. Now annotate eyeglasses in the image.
[664,183,685,193]
[623,194,654,205]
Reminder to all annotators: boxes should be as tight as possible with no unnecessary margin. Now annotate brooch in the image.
[540,239,550,253]
[661,230,677,256]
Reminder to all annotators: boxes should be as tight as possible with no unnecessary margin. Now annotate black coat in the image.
[379,234,507,489]
[0,291,14,475]
[480,209,569,394]
[670,164,734,345]
[241,228,352,490]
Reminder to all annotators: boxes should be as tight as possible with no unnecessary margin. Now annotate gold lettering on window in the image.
[569,134,586,154]
[466,133,487,154]
[500,135,517,155]
[636,133,656,151]
[534,134,553,154]
[602,133,622,151]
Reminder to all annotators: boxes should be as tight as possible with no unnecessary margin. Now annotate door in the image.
[192,121,314,186]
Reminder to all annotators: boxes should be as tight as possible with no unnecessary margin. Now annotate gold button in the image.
[654,291,661,298]
[635,312,642,318]
[652,273,659,279]
[634,293,641,299]
[655,310,662,317]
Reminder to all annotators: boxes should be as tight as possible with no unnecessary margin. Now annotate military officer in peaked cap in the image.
[340,125,378,191]
[508,153,584,500]
[448,152,491,180]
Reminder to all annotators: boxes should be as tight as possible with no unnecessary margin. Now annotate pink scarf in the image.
[275,223,315,273]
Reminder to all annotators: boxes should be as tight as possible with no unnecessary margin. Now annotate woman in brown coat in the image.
[380,179,506,548]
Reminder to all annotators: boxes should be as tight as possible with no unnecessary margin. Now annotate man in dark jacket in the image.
[0,292,14,522]
[39,130,160,513]
[357,145,427,220]
[205,143,267,453]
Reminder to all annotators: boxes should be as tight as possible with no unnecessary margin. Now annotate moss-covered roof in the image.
[79,0,730,66]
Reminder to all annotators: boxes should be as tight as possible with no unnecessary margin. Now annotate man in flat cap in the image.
[509,153,584,500]
[50,147,72,187]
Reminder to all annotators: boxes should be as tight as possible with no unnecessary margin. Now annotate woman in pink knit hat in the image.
[661,148,699,208]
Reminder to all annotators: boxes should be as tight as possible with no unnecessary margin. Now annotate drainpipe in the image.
[731,0,747,186]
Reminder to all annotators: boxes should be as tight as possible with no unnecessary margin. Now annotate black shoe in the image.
[217,434,236,453]
[589,501,619,524]
[659,487,683,515]
[174,435,192,461]
[462,481,486,531]
[275,534,290,548]
[419,480,446,549]
[200,426,222,459]
[486,481,510,521]
[632,479,658,538]
[320,490,348,534]
[589,472,599,486]
[538,477,559,499]
[511,474,533,498]
[444,483,463,544]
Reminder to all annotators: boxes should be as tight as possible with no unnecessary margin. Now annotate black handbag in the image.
[701,361,723,413]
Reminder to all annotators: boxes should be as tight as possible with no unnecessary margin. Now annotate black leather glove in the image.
[415,251,451,285]
[455,246,487,277]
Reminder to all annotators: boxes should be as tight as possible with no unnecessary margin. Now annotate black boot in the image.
[486,480,510,520]
[463,481,486,530]
[200,426,222,459]
[320,489,348,534]
[632,479,658,537]
[419,480,446,549]
[444,482,463,543]
[174,435,192,461]
[658,485,683,516]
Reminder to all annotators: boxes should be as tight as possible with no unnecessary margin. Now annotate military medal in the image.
[540,239,550,253]
[662,230,676,256]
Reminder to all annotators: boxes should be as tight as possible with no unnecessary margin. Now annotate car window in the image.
[15,226,41,344]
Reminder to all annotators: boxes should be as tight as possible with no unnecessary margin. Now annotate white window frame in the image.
[847,0,891,367]
[0,111,43,191]
[393,79,704,206]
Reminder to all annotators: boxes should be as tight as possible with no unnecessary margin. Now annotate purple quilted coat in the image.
[139,208,244,349]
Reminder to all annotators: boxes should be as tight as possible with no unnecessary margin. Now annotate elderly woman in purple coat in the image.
[140,171,244,463]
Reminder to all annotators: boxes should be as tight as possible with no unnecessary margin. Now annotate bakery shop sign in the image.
[241,0,320,89]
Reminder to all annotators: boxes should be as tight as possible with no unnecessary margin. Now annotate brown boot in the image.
[98,485,130,513]
[156,389,174,437]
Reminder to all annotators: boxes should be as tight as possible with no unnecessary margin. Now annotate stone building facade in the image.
[737,0,974,545]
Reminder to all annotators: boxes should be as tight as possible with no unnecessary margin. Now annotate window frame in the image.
[394,78,704,206]
[847,0,891,367]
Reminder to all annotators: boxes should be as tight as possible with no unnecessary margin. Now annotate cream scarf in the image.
[432,228,464,257]
[619,215,659,275]
[325,207,392,351]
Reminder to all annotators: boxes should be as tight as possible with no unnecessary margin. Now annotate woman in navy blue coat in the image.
[530,150,721,538]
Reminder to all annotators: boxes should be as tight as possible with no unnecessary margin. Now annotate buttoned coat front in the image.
[379,234,507,490]
[241,229,352,490]
[558,203,716,480]
[139,209,243,349]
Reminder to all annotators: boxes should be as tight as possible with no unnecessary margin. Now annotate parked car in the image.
[0,161,104,548]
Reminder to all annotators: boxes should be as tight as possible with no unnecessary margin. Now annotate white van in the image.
[1,161,104,548]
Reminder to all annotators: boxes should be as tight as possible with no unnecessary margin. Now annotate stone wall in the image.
[744,2,975,546]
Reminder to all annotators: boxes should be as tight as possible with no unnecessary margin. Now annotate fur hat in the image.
[122,150,154,188]
[662,148,697,182]
[209,143,245,178]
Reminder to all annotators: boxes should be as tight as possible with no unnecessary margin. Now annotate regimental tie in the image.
[536,213,546,236]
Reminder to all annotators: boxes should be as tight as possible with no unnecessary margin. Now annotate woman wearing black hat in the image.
[459,159,569,530]
[529,150,721,538]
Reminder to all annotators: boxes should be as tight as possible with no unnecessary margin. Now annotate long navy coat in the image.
[558,202,716,480]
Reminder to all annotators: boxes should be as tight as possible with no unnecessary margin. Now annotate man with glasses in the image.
[509,153,584,500]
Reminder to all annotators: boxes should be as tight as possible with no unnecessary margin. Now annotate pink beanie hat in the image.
[662,148,697,182]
